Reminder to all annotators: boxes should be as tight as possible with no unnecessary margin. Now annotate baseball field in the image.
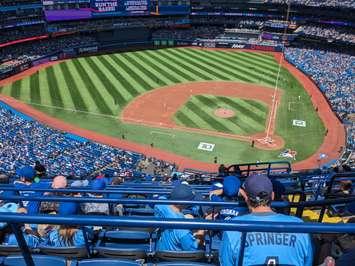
[0,47,327,165]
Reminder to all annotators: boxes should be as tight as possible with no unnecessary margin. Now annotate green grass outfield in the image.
[0,48,325,164]
[174,95,268,135]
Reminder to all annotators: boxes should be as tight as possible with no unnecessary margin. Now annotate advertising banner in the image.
[91,0,150,17]
[44,9,92,21]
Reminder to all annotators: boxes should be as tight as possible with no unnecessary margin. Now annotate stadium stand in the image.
[0,0,354,265]
[0,169,354,265]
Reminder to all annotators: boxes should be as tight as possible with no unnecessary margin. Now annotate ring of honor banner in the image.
[91,0,150,17]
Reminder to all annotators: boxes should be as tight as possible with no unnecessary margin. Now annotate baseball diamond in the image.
[0,47,341,166]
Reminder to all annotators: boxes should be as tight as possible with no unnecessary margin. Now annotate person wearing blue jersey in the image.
[209,176,248,220]
[220,174,313,266]
[13,166,51,215]
[44,202,85,247]
[155,184,204,251]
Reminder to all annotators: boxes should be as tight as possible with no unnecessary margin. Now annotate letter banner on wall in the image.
[91,0,150,17]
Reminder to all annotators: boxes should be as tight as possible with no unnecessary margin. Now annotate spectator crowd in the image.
[296,25,355,44]
[285,47,354,122]
[264,0,355,8]
[0,105,175,179]
[0,35,99,63]
[285,47,354,153]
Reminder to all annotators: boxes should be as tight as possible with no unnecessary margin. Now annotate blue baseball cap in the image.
[223,176,241,197]
[59,202,78,216]
[170,184,195,201]
[211,182,223,191]
[243,175,273,200]
[16,166,36,180]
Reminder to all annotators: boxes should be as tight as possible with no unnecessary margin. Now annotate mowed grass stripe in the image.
[85,57,126,106]
[178,104,219,130]
[30,72,41,103]
[127,53,172,85]
[218,97,265,125]
[176,48,236,80]
[10,79,22,99]
[135,52,182,83]
[164,49,218,80]
[174,111,199,128]
[78,57,117,114]
[207,50,278,84]
[243,99,268,113]
[120,53,160,88]
[59,62,88,112]
[180,48,254,83]
[213,99,265,133]
[72,59,113,115]
[134,52,185,83]
[52,65,75,108]
[194,95,218,108]
[191,95,247,134]
[98,56,139,98]
[185,101,233,133]
[188,49,273,84]
[110,54,153,91]
[90,56,131,103]
[157,49,209,80]
[236,51,280,68]
[221,51,279,76]
[45,67,64,107]
[197,95,264,133]
[145,50,195,81]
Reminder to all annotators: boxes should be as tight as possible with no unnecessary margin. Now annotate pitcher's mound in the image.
[214,108,235,118]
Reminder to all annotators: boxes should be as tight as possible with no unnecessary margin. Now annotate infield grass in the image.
[0,48,325,164]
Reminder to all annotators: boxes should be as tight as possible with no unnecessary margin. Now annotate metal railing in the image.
[0,213,354,266]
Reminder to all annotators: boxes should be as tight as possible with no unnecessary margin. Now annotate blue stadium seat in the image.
[155,250,206,262]
[95,230,152,260]
[0,245,38,256]
[39,246,89,259]
[124,208,155,216]
[76,258,142,266]
[3,255,66,266]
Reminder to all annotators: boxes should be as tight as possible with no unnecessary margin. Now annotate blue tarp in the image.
[64,133,88,143]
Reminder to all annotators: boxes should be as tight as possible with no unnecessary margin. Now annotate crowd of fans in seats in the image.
[191,17,265,28]
[0,0,41,7]
[296,25,355,44]
[0,35,98,63]
[152,26,224,41]
[0,163,353,265]
[0,8,44,28]
[0,26,46,45]
[264,0,355,8]
[152,26,280,47]
[284,47,354,123]
[0,106,176,178]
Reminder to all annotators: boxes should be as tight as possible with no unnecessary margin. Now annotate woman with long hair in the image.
[45,202,85,247]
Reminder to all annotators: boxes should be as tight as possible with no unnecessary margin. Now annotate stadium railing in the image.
[0,213,355,266]
[226,161,291,176]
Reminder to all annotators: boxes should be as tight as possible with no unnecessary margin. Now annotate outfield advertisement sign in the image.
[91,0,150,17]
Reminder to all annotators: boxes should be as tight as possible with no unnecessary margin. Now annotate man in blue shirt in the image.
[155,184,204,251]
[13,166,51,215]
[220,175,313,266]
